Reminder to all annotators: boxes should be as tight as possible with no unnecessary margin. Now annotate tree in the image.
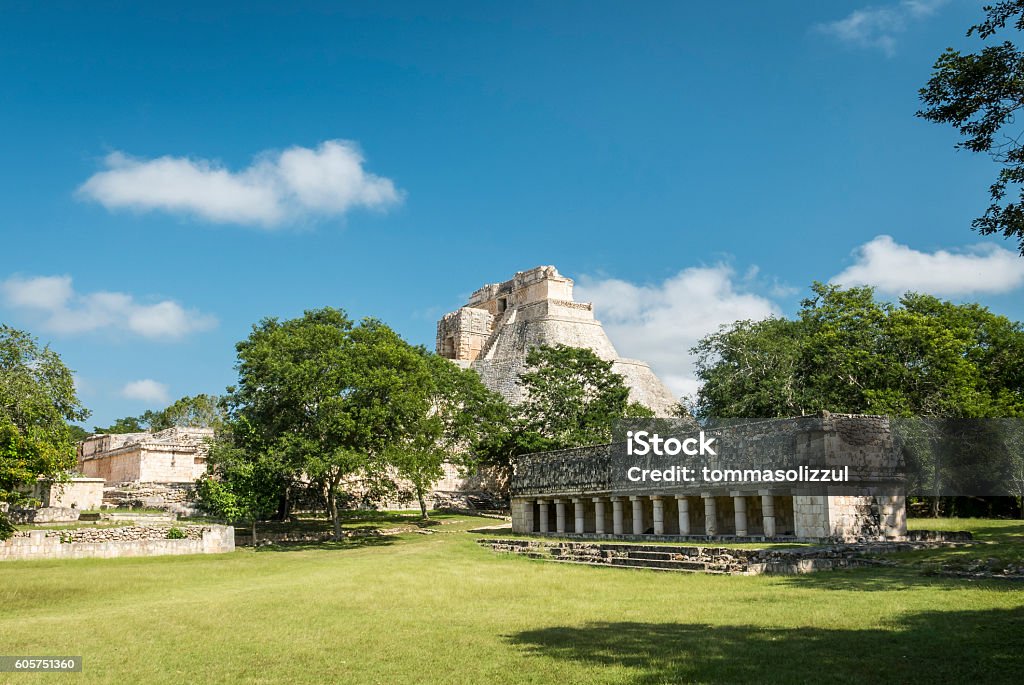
[386,352,507,519]
[149,394,223,431]
[692,317,805,418]
[196,432,282,545]
[693,283,1024,420]
[92,415,148,434]
[516,344,652,450]
[918,0,1024,254]
[224,309,432,540]
[93,394,223,435]
[0,325,88,538]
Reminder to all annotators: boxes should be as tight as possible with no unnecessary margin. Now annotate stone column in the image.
[732,493,748,537]
[593,497,606,535]
[651,496,665,535]
[630,496,644,535]
[524,498,535,533]
[760,491,776,538]
[675,495,690,536]
[573,498,585,534]
[554,499,567,534]
[538,499,549,534]
[611,497,624,535]
[703,493,717,536]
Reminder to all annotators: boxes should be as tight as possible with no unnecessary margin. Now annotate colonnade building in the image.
[510,414,907,542]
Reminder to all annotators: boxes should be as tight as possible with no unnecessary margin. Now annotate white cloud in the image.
[121,379,170,404]
[831,235,1024,296]
[1,274,217,340]
[77,140,403,227]
[576,266,782,400]
[815,0,947,56]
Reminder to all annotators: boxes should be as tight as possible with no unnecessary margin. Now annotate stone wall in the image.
[8,507,80,524]
[510,414,908,540]
[0,524,234,561]
[78,427,212,485]
[512,413,903,499]
[513,444,612,497]
[103,482,198,516]
[28,477,105,510]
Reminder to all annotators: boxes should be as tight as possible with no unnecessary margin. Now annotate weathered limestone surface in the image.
[23,477,105,510]
[511,413,908,541]
[102,482,199,516]
[78,427,214,484]
[478,536,973,575]
[0,524,235,561]
[437,265,678,415]
[8,507,81,524]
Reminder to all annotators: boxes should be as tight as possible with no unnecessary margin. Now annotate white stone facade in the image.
[437,265,679,416]
[77,427,214,484]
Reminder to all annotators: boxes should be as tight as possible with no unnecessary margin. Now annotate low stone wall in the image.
[103,482,198,516]
[479,533,975,576]
[0,524,234,561]
[7,507,80,524]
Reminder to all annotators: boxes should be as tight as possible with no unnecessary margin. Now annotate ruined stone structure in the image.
[509,414,907,542]
[437,265,678,415]
[26,477,105,511]
[0,524,235,561]
[78,427,214,484]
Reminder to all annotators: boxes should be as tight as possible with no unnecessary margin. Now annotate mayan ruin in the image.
[437,265,679,415]
[5,4,1024,679]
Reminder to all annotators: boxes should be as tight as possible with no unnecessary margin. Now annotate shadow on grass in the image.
[250,535,398,554]
[775,566,1024,592]
[507,607,1024,684]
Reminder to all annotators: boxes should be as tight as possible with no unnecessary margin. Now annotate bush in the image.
[166,526,186,540]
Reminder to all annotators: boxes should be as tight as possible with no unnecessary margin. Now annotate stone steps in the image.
[611,557,716,572]
[476,537,956,575]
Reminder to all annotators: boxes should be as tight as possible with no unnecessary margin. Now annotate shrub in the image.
[166,527,186,540]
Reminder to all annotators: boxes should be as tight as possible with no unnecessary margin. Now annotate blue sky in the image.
[2,1,1023,428]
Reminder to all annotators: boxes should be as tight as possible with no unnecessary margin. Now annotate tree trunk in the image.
[252,519,257,547]
[276,485,292,522]
[328,480,342,541]
[418,485,429,520]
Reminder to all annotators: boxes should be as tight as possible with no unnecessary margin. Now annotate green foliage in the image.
[149,394,223,431]
[518,344,639,448]
[165,526,186,540]
[94,394,223,435]
[196,433,283,541]
[0,325,88,538]
[918,0,1024,254]
[472,345,656,479]
[92,415,148,434]
[223,308,434,539]
[694,283,1024,420]
[67,424,89,442]
[386,351,508,518]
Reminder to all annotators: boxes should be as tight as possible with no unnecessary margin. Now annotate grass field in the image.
[1,515,1023,684]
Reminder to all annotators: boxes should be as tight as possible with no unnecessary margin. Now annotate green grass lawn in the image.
[1,515,1022,684]
[892,517,1024,573]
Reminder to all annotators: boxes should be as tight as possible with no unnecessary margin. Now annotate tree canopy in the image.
[386,351,507,518]
[0,325,88,538]
[93,394,223,434]
[693,283,1024,420]
[517,344,653,448]
[220,308,435,538]
[919,0,1024,254]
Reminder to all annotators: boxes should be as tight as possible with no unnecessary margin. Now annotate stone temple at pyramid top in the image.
[436,265,679,416]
